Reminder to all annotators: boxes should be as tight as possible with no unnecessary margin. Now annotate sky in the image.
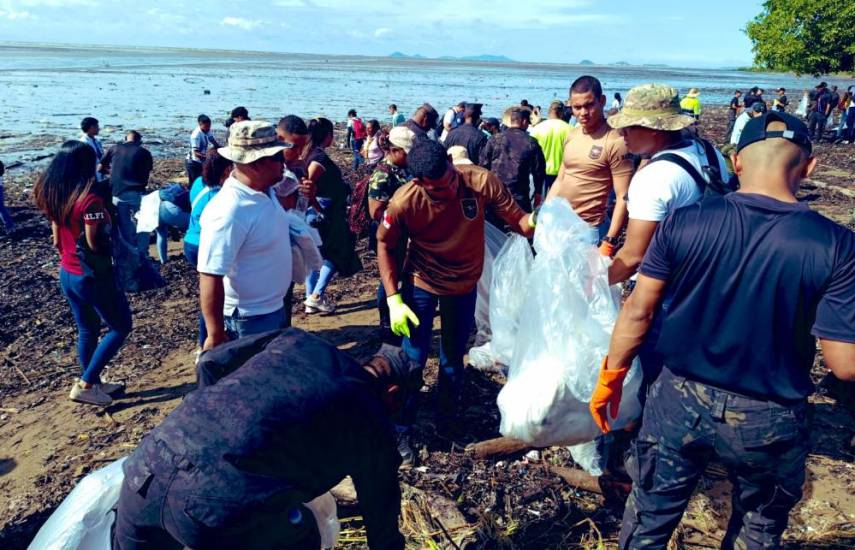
[0,0,765,68]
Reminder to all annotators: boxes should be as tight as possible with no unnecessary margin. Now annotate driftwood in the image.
[465,436,532,459]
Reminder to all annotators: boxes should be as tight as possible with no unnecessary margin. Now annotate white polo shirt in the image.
[197,176,292,317]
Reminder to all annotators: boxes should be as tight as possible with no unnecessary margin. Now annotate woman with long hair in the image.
[33,140,132,407]
[302,117,362,314]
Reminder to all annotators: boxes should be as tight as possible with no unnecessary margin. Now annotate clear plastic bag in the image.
[495,198,642,448]
[489,233,534,366]
[475,222,509,337]
[28,457,127,550]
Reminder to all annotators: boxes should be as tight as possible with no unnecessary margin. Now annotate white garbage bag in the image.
[474,222,509,338]
[28,457,127,550]
[495,198,642,449]
[488,233,534,366]
[29,457,341,550]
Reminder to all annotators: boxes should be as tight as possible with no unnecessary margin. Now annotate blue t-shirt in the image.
[640,192,855,403]
[183,177,221,247]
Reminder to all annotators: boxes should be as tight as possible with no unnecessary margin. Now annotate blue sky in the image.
[0,0,764,67]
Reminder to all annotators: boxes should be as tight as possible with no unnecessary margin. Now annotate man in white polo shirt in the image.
[198,120,293,351]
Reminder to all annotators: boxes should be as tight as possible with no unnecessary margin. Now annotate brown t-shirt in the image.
[377,164,525,295]
[553,121,633,225]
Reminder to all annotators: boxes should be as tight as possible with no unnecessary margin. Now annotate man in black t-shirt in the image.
[809,82,833,142]
[590,111,855,549]
[725,89,742,138]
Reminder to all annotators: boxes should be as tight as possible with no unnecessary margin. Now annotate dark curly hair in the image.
[201,149,232,187]
[407,138,448,180]
[376,128,392,153]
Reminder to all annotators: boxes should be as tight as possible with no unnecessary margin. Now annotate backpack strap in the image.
[649,152,708,192]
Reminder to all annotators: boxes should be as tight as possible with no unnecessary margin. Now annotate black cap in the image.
[464,102,483,117]
[736,111,812,155]
[482,117,500,127]
[751,101,768,114]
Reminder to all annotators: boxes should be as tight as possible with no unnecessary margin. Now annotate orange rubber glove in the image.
[589,357,629,433]
[598,241,615,258]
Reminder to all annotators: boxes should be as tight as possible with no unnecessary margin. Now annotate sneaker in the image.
[313,296,336,314]
[98,381,126,395]
[304,295,320,314]
[397,433,415,469]
[69,381,113,407]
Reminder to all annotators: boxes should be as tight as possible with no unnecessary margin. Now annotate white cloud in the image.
[0,8,32,19]
[221,16,262,31]
[373,27,391,38]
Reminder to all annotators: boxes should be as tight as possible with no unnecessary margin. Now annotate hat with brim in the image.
[686,88,701,98]
[218,120,291,164]
[448,145,472,165]
[608,83,697,132]
[388,126,417,153]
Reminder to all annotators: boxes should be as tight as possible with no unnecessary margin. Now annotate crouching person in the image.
[590,112,855,549]
[114,328,410,550]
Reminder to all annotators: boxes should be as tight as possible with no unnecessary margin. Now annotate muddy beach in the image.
[0,107,853,549]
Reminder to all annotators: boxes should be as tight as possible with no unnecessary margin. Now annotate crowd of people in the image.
[19,72,855,550]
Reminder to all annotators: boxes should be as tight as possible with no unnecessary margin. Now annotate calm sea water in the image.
[0,43,851,163]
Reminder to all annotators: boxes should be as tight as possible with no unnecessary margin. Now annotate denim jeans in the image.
[305,260,336,298]
[351,139,364,170]
[401,285,477,421]
[224,306,287,340]
[183,242,206,347]
[59,268,133,384]
[113,190,161,291]
[185,159,202,186]
[808,111,828,142]
[156,201,190,264]
[0,183,14,231]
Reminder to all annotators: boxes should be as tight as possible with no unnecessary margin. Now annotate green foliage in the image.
[745,0,855,75]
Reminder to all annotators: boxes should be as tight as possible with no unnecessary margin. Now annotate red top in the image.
[58,194,111,276]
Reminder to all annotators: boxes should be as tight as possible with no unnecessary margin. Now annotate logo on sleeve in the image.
[382,211,392,229]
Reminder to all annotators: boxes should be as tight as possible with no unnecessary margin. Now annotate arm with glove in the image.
[590,274,668,432]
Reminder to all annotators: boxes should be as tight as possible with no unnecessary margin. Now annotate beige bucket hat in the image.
[607,83,697,131]
[389,126,417,153]
[219,120,291,164]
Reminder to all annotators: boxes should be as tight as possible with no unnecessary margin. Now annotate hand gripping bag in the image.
[495,198,641,448]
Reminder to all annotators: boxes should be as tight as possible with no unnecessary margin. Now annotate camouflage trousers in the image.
[619,368,810,550]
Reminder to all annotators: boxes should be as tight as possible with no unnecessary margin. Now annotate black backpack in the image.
[650,139,738,199]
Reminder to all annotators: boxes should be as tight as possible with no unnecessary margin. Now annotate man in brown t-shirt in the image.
[547,75,634,256]
[376,139,533,450]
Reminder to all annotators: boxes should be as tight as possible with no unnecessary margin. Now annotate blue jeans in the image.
[305,260,336,298]
[183,242,206,347]
[224,306,286,340]
[156,201,190,264]
[351,139,364,170]
[59,268,133,385]
[113,191,163,292]
[0,183,14,231]
[401,285,477,420]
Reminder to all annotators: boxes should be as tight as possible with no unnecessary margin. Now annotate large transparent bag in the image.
[29,457,340,550]
[474,222,509,338]
[495,199,641,448]
[488,233,534,366]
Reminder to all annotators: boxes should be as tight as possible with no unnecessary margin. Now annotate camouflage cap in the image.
[607,83,697,131]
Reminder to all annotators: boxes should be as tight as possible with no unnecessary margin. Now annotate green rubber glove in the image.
[387,294,420,338]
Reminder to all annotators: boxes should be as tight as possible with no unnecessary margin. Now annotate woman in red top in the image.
[33,141,132,407]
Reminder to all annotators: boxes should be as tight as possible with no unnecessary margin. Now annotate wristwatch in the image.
[601,235,619,245]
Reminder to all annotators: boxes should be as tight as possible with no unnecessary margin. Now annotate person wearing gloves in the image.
[590,111,855,549]
[114,328,411,550]
[376,138,534,462]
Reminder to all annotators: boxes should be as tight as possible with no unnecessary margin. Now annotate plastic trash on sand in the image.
[29,457,341,550]
[494,198,642,449]
[28,457,127,550]
[488,233,534,366]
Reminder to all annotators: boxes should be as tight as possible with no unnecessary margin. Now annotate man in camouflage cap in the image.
[606,83,729,389]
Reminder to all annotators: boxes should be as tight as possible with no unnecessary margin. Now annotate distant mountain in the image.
[612,61,630,66]
[389,52,514,63]
[579,59,595,65]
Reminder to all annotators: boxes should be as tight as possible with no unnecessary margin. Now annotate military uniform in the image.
[115,329,405,550]
[443,123,488,166]
[479,127,546,212]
